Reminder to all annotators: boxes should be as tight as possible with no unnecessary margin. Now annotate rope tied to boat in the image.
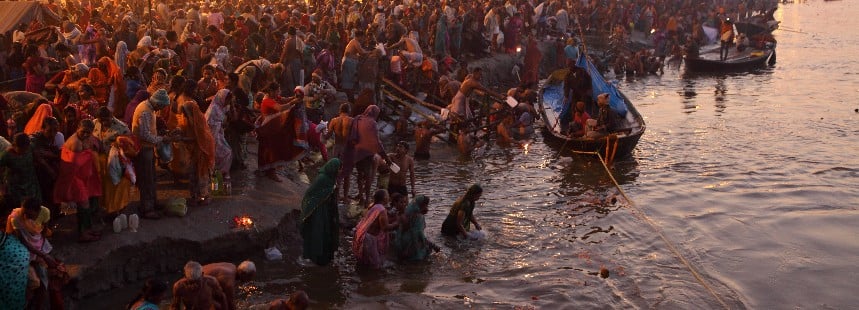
[567,149,732,309]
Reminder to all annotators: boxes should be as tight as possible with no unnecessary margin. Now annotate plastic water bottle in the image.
[224,179,232,196]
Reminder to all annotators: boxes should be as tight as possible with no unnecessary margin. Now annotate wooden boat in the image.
[537,54,646,161]
[685,44,776,72]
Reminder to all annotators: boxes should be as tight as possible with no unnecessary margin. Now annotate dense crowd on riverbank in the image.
[0,0,780,308]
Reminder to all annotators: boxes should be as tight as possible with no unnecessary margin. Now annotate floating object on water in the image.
[599,267,610,278]
[265,246,283,261]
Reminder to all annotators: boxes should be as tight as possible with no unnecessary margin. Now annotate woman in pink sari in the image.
[23,46,49,94]
[352,190,398,269]
[53,119,102,242]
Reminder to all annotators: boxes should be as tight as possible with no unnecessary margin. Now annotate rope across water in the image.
[568,149,731,309]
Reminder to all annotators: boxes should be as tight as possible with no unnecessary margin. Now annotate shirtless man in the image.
[170,261,228,310]
[387,32,423,66]
[342,31,371,100]
[448,68,490,131]
[202,261,256,310]
[326,103,353,201]
[413,121,444,160]
[387,141,416,198]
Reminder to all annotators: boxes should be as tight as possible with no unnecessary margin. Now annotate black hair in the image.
[22,197,41,213]
[373,189,389,204]
[13,132,30,149]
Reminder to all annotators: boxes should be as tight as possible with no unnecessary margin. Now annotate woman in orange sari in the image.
[90,57,128,118]
[175,80,215,206]
[23,103,54,136]
[53,120,102,242]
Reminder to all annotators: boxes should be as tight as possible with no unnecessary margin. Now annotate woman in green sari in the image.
[395,195,440,261]
[299,158,341,266]
[0,231,30,309]
[441,184,483,238]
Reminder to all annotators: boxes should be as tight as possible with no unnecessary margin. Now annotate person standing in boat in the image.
[719,18,735,61]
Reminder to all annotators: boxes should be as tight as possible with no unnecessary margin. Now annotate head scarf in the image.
[115,41,129,75]
[205,89,230,125]
[406,195,429,216]
[24,103,53,135]
[73,63,89,76]
[137,36,153,49]
[211,46,229,69]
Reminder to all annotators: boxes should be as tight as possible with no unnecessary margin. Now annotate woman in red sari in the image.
[23,45,49,94]
[256,83,308,182]
[53,119,102,242]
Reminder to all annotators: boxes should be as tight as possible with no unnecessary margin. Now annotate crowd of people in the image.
[0,0,782,307]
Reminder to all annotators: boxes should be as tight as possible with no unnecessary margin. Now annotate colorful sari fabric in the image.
[124,90,150,128]
[97,57,128,118]
[0,233,29,310]
[503,15,524,52]
[300,159,341,265]
[178,100,216,180]
[205,89,232,175]
[6,206,52,260]
[395,195,432,261]
[522,37,543,86]
[256,106,307,171]
[352,203,388,269]
[53,146,102,203]
[115,41,129,76]
[24,103,54,135]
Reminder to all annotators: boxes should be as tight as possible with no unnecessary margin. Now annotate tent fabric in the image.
[0,2,61,35]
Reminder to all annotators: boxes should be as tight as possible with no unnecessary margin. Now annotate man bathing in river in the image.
[171,261,228,310]
[202,260,256,310]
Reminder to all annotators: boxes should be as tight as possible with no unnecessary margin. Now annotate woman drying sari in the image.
[256,83,307,182]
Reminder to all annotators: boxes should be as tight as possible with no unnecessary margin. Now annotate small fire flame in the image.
[233,215,254,229]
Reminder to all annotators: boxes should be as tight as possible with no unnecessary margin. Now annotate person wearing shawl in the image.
[24,103,55,136]
[205,89,232,181]
[128,36,154,73]
[394,195,440,261]
[93,107,132,214]
[53,119,103,242]
[522,36,542,87]
[210,46,232,73]
[256,83,308,182]
[434,14,450,57]
[115,41,130,76]
[174,81,216,206]
[503,12,524,54]
[352,189,398,269]
[90,57,128,118]
[441,184,484,238]
[299,158,341,266]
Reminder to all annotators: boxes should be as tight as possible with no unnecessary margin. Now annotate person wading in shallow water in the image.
[441,184,484,239]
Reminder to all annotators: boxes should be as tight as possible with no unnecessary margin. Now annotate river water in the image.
[85,2,859,308]
[234,2,859,309]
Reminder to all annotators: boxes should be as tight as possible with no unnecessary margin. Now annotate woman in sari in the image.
[23,103,54,136]
[299,158,341,266]
[205,89,232,181]
[23,45,49,94]
[503,12,524,54]
[434,15,449,57]
[0,230,30,309]
[93,107,132,214]
[124,90,150,127]
[175,80,215,206]
[146,68,169,95]
[115,41,130,77]
[441,184,483,238]
[256,83,308,182]
[352,189,397,269]
[93,57,128,118]
[53,120,103,242]
[394,195,440,261]
[522,36,542,87]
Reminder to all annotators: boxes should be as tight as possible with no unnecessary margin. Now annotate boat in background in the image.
[537,53,646,161]
[684,43,776,72]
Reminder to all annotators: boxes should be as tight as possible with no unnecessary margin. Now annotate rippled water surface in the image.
[89,2,859,309]
[239,2,859,309]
